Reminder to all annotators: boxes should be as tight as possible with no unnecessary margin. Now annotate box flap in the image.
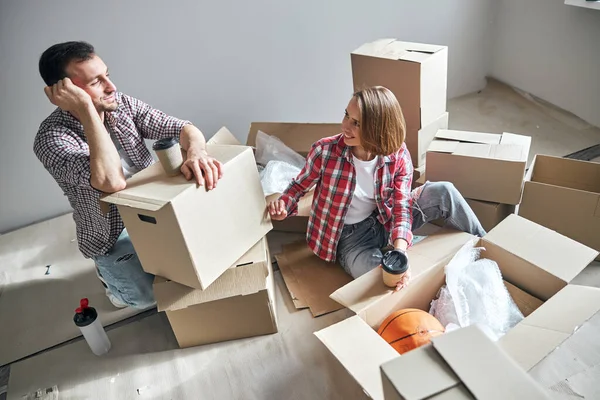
[315,316,399,400]
[483,214,599,283]
[381,343,462,400]
[432,325,549,400]
[154,261,268,312]
[352,39,446,62]
[500,285,600,371]
[428,140,460,154]
[330,228,475,314]
[207,126,243,146]
[500,132,531,162]
[153,238,268,311]
[434,130,501,145]
[101,145,249,211]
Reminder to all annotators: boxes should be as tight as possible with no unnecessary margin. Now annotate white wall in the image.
[0,0,495,233]
[491,0,600,127]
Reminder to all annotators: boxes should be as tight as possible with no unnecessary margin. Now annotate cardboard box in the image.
[248,122,341,233]
[518,154,600,259]
[351,39,448,131]
[380,325,549,400]
[466,198,515,233]
[101,143,272,290]
[153,237,277,347]
[426,130,532,204]
[315,215,600,400]
[406,113,449,168]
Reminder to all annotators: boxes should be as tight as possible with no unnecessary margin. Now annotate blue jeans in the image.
[92,229,156,309]
[337,182,487,279]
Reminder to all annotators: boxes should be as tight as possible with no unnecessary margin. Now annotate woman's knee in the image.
[426,181,460,201]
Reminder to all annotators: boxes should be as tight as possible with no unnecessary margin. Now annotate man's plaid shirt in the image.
[34,92,190,258]
[280,134,415,262]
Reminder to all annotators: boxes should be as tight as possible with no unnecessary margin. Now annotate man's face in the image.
[66,55,117,113]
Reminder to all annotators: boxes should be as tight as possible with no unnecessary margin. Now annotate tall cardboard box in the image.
[351,39,448,168]
[101,144,272,290]
[351,39,447,131]
[315,215,600,400]
[518,154,600,260]
[426,130,531,204]
[380,325,549,400]
[248,122,341,233]
[153,237,277,347]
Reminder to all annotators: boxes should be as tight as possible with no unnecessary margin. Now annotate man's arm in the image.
[124,95,222,190]
[44,78,125,193]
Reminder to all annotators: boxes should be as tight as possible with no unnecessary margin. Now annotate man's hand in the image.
[44,78,92,114]
[267,199,288,221]
[181,149,223,190]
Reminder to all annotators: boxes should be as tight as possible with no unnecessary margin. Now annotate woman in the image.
[267,86,485,290]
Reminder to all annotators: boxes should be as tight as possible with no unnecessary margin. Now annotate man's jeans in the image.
[337,181,487,279]
[92,229,155,309]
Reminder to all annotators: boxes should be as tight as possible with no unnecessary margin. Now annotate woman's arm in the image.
[391,149,414,250]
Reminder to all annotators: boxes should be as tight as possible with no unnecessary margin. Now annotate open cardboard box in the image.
[248,123,341,232]
[101,140,272,290]
[518,154,600,260]
[315,215,600,400]
[380,325,549,400]
[426,130,531,205]
[153,237,277,348]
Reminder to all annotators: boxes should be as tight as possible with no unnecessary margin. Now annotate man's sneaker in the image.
[94,266,128,309]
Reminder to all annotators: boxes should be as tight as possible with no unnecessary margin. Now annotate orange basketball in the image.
[377,308,445,354]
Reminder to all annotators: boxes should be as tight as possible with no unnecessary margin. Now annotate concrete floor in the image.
[2,78,600,400]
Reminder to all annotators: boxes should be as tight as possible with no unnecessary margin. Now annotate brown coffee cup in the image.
[153,137,183,177]
[382,250,409,288]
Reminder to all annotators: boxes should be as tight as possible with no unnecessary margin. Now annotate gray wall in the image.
[0,0,496,233]
[491,0,600,127]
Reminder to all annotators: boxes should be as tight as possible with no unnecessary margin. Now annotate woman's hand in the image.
[267,199,288,221]
[394,267,411,292]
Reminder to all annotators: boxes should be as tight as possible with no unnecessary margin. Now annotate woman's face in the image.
[341,96,361,147]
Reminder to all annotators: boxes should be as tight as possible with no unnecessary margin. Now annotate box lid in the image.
[428,131,530,162]
[153,238,269,312]
[101,145,251,211]
[381,325,549,400]
[483,214,598,284]
[352,39,446,63]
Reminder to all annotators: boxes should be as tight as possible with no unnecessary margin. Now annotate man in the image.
[34,41,223,309]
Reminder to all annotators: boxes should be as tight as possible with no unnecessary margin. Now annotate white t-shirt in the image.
[345,154,378,224]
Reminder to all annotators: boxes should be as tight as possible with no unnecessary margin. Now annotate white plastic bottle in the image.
[73,298,111,356]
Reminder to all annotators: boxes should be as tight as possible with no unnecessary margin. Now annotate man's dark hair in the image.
[39,41,96,86]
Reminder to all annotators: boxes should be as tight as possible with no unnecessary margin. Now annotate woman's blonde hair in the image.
[354,86,406,156]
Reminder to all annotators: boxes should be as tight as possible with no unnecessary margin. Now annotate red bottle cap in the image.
[75,307,82,313]
[80,298,89,309]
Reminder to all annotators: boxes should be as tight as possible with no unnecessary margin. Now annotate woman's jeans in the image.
[337,182,486,279]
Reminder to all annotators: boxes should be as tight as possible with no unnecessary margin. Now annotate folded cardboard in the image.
[248,122,341,233]
[406,112,449,168]
[380,325,549,400]
[466,199,515,233]
[351,39,448,131]
[101,143,272,290]
[518,154,600,260]
[315,215,600,400]
[274,240,352,317]
[153,237,278,347]
[426,130,531,204]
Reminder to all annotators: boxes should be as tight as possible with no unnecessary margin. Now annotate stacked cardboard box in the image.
[100,128,278,348]
[425,129,532,232]
[351,39,449,168]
